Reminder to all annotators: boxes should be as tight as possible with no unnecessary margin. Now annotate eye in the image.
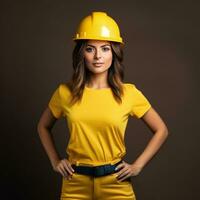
[85,47,93,52]
[102,47,110,52]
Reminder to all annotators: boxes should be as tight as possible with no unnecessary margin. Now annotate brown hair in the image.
[67,40,125,106]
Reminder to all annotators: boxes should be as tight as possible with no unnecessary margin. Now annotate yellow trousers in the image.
[60,172,136,200]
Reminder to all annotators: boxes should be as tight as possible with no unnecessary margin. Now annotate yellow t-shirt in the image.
[48,83,151,166]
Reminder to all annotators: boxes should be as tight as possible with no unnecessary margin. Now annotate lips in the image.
[93,63,104,67]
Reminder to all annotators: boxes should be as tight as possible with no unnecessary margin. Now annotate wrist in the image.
[131,162,145,170]
[51,159,60,169]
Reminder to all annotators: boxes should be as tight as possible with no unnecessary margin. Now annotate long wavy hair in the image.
[66,39,125,106]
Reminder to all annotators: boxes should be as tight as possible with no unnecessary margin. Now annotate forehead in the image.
[86,40,110,46]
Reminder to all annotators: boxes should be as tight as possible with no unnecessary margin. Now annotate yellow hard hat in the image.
[73,11,124,44]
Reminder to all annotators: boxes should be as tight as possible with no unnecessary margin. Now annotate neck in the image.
[86,72,109,88]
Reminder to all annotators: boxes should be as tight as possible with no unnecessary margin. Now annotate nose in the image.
[94,48,102,59]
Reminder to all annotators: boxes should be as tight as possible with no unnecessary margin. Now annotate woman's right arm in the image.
[37,107,74,179]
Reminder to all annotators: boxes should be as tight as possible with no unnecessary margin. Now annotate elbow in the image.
[37,120,46,135]
[37,121,42,134]
[161,125,169,138]
[155,125,169,138]
[37,120,51,135]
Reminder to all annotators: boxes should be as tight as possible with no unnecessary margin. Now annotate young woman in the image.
[37,11,169,200]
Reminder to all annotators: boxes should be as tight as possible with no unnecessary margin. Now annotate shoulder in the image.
[123,82,146,98]
[123,82,137,93]
[58,82,71,92]
[123,82,136,89]
[56,82,72,100]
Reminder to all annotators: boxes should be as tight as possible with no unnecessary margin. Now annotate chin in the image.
[90,68,109,74]
[87,66,110,73]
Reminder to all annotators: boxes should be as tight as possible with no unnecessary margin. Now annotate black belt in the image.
[71,160,131,182]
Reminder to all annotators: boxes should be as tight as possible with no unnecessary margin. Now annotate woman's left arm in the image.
[132,106,169,170]
[116,107,169,181]
[115,107,169,181]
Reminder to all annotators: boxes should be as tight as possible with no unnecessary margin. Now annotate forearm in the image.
[132,129,169,169]
[37,127,61,168]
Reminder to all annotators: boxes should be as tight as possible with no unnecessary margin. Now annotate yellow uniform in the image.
[48,82,151,200]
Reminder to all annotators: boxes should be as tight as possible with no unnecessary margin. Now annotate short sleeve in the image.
[129,84,152,119]
[48,84,64,119]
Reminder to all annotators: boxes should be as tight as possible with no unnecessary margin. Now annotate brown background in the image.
[1,0,199,199]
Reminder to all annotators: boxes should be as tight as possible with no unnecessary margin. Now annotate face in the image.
[83,40,113,74]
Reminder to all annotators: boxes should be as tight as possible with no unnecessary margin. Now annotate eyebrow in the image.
[86,44,111,47]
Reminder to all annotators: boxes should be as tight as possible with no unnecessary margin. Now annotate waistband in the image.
[69,157,122,167]
[71,160,123,177]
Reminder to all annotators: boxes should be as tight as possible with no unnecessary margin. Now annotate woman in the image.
[37,11,169,200]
